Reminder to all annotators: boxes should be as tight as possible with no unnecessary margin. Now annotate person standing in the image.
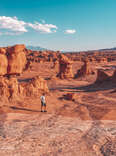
[40,93,47,112]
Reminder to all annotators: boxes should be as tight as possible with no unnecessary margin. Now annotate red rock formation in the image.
[7,44,27,75]
[52,60,59,73]
[0,77,9,100]
[0,77,21,101]
[64,93,76,101]
[58,54,74,79]
[0,54,8,76]
[7,44,26,53]
[22,76,49,97]
[96,57,108,63]
[88,57,96,62]
[0,48,7,54]
[24,60,32,71]
[0,75,49,101]
[0,44,27,76]
[75,60,94,78]
[100,138,116,155]
[0,44,49,102]
[95,69,110,83]
[31,76,49,93]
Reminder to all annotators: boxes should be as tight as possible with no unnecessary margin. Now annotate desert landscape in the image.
[0,44,116,155]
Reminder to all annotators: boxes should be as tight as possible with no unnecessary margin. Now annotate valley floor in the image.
[0,61,116,156]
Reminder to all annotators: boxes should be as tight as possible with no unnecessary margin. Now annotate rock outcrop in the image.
[95,69,110,83]
[7,44,26,53]
[58,54,74,79]
[75,60,94,78]
[96,57,108,63]
[0,54,8,76]
[0,44,49,102]
[0,76,49,102]
[100,138,116,156]
[0,77,21,101]
[23,76,49,97]
[52,60,59,73]
[7,44,27,75]
[0,48,7,54]
[0,44,27,76]
[64,93,76,101]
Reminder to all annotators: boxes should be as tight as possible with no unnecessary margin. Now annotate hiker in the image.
[40,93,47,112]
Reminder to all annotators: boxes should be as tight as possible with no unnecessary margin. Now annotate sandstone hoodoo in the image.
[95,69,110,83]
[7,44,27,75]
[75,60,94,78]
[30,76,49,93]
[21,76,49,97]
[0,44,27,76]
[58,54,74,79]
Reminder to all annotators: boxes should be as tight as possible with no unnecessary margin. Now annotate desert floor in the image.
[0,61,116,156]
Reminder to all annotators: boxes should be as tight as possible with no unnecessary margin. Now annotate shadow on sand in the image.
[50,81,116,93]
[10,106,40,113]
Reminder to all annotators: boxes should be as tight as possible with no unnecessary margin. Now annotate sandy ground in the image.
[0,61,116,155]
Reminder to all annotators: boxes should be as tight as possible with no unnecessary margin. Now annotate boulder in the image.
[64,93,76,101]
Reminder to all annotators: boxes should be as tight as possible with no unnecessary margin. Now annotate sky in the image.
[0,0,116,51]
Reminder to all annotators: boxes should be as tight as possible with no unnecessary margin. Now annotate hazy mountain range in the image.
[26,45,48,51]
[26,45,116,52]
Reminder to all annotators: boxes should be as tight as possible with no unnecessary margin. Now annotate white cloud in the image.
[0,16,58,35]
[28,22,58,33]
[64,29,76,34]
[0,16,27,32]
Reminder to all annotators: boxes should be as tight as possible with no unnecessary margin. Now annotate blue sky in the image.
[0,0,116,51]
